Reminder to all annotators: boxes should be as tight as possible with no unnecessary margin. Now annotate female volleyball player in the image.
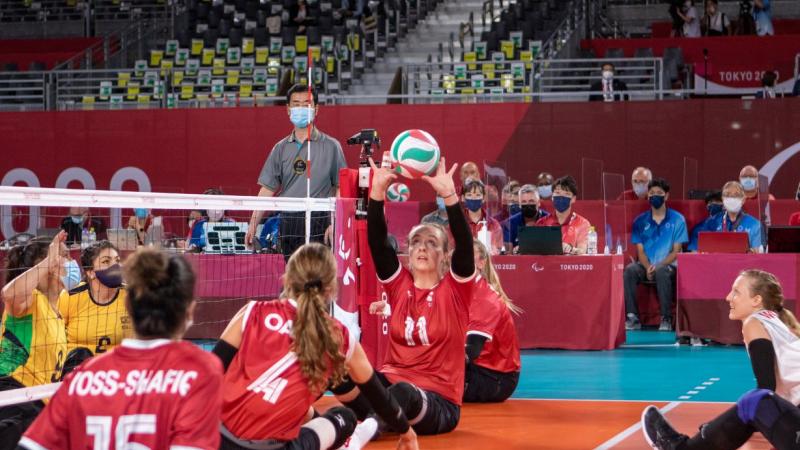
[213,242,418,450]
[58,240,131,375]
[0,233,68,448]
[464,241,521,403]
[19,248,223,450]
[642,269,800,450]
[339,156,476,435]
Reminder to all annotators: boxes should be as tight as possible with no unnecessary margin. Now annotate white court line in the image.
[506,397,734,404]
[592,401,682,450]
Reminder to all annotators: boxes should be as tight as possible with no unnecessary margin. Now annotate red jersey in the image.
[468,277,521,374]
[21,339,223,450]
[221,299,355,441]
[379,266,475,405]
[536,212,591,252]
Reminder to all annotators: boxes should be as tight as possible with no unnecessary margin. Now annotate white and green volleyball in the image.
[386,183,410,202]
[390,129,440,179]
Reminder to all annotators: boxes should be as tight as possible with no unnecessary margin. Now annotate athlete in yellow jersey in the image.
[0,232,70,447]
[58,241,132,373]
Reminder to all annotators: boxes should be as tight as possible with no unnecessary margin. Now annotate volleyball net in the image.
[0,186,339,406]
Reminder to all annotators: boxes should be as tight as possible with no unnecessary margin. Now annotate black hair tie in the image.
[304,279,323,291]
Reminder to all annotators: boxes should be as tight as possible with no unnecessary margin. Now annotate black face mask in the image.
[521,205,539,219]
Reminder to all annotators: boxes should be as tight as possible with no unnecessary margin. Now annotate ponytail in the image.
[474,241,522,315]
[284,243,345,393]
[778,308,800,338]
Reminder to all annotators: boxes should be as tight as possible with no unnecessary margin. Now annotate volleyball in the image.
[390,129,441,179]
[386,183,410,202]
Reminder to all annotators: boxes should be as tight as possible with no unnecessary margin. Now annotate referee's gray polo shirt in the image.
[258,128,347,198]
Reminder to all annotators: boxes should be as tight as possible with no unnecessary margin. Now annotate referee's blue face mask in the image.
[289,107,315,128]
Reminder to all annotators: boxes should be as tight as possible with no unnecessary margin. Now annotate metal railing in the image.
[0,71,49,111]
[402,60,536,98]
[0,0,175,23]
[533,57,664,100]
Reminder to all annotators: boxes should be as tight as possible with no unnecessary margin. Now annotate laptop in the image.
[697,232,749,254]
[107,229,139,251]
[768,226,800,253]
[518,226,563,255]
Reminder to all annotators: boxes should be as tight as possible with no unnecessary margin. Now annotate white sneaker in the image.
[338,418,378,450]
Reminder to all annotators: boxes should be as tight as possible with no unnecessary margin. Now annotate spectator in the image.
[536,172,554,200]
[257,212,281,253]
[421,195,449,227]
[668,0,685,37]
[708,181,763,252]
[127,208,153,246]
[290,0,311,33]
[589,63,628,102]
[460,161,481,186]
[739,165,775,201]
[463,179,504,255]
[678,0,701,37]
[753,0,774,36]
[620,167,653,201]
[624,178,688,331]
[702,0,731,36]
[756,71,778,99]
[247,84,347,260]
[60,207,106,246]
[687,189,723,251]
[737,0,756,34]
[535,176,591,255]
[790,182,800,225]
[503,184,550,250]
[188,188,235,251]
[496,180,521,223]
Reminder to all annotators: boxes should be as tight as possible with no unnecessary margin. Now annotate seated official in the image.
[503,184,550,251]
[60,207,106,246]
[687,190,723,252]
[624,178,688,332]
[58,241,131,376]
[495,180,521,223]
[257,213,281,252]
[704,181,763,253]
[463,179,504,255]
[535,176,591,255]
[126,208,153,245]
[421,196,449,227]
[187,188,235,251]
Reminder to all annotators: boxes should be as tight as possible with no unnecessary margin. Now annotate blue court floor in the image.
[515,330,754,403]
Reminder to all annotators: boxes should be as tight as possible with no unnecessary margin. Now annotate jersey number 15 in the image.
[86,414,156,450]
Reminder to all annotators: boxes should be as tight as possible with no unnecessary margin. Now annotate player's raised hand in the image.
[368,157,397,201]
[421,157,458,205]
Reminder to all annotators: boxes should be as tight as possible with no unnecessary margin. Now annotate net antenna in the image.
[305,51,314,245]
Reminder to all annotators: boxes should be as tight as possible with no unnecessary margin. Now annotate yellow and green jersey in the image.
[57,282,132,356]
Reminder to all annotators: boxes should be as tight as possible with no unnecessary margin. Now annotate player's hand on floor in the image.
[397,428,418,450]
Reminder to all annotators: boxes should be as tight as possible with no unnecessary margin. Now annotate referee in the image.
[246,84,347,260]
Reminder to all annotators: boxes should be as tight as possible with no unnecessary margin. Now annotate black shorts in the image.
[463,363,519,403]
[375,372,461,436]
[0,376,44,450]
[220,427,319,450]
[278,211,330,260]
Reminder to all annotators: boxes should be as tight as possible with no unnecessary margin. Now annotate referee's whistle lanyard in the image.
[722,212,743,232]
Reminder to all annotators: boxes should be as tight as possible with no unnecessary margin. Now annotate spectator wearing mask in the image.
[503,184,550,251]
[687,190,723,252]
[421,196,450,227]
[496,180,521,223]
[463,179,504,255]
[678,0,701,37]
[589,63,628,102]
[756,71,778,99]
[620,167,653,201]
[739,165,775,201]
[60,207,106,246]
[127,208,153,246]
[536,172,554,200]
[702,0,731,36]
[706,181,763,252]
[624,178,688,331]
[535,176,591,255]
[790,182,800,226]
[753,0,774,36]
[188,188,235,251]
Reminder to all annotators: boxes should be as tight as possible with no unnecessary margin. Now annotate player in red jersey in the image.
[464,241,521,403]
[335,157,476,436]
[213,243,418,450]
[19,248,224,450]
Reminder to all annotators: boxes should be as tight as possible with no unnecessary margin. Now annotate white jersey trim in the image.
[467,330,493,341]
[170,446,204,450]
[344,327,357,363]
[378,264,403,284]
[241,301,257,333]
[18,437,48,450]
[451,268,477,284]
[121,338,171,350]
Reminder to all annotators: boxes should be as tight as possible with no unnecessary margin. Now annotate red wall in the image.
[0,38,101,70]
[1,99,800,199]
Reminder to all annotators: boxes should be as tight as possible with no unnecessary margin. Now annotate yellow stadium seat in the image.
[201,48,215,66]
[239,81,253,98]
[482,63,495,80]
[137,94,151,103]
[126,82,140,101]
[172,71,184,85]
[149,50,164,67]
[295,35,308,54]
[464,51,477,71]
[212,58,225,76]
[117,72,131,87]
[501,40,514,60]
[242,38,255,55]
[81,95,95,104]
[160,59,173,76]
[255,47,268,64]
[180,83,194,100]
[226,69,240,86]
[191,39,204,56]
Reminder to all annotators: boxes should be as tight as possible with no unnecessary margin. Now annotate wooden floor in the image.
[316,398,773,449]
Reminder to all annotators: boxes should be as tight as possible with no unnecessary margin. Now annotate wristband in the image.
[443,191,457,199]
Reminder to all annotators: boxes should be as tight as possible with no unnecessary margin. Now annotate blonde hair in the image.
[722,181,745,197]
[474,241,522,315]
[407,223,450,277]
[741,269,800,337]
[283,243,346,393]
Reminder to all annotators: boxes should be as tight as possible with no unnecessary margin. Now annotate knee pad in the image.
[388,382,423,419]
[324,406,357,449]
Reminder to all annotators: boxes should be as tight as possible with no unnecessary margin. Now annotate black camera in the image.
[347,129,380,157]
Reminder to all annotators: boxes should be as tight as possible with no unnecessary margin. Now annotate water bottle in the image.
[89,227,96,243]
[587,226,598,255]
[81,228,90,249]
[615,237,623,255]
[603,244,610,255]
